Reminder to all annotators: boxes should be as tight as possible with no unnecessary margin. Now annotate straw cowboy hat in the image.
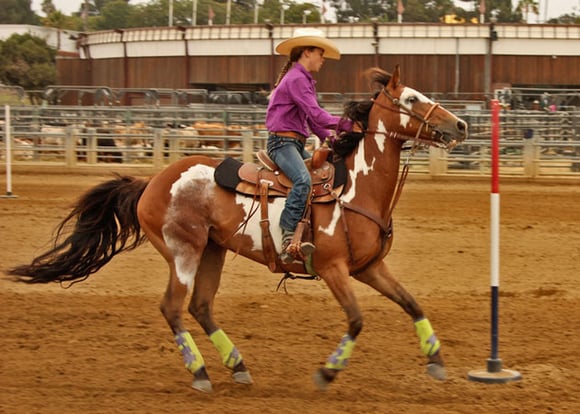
[275,28,341,60]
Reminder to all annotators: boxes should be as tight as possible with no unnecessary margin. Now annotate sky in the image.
[31,0,579,22]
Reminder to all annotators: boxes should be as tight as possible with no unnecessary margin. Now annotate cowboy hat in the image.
[275,28,341,60]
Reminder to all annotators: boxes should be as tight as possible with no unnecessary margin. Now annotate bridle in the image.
[365,88,445,149]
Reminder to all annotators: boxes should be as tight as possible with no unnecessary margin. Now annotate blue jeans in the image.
[267,134,312,232]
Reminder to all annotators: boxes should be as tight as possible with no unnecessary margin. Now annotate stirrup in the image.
[280,250,294,264]
[300,242,316,256]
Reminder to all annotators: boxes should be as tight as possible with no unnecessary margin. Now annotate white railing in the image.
[75,23,580,58]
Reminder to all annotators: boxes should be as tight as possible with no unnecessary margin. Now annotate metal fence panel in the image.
[2,105,579,179]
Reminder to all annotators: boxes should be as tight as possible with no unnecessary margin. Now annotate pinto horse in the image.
[7,66,468,393]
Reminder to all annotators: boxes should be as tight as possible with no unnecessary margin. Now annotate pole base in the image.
[468,358,522,384]
[0,193,18,199]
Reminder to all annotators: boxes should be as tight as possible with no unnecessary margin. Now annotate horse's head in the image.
[368,65,468,150]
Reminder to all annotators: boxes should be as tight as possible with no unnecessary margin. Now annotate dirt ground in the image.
[0,171,578,414]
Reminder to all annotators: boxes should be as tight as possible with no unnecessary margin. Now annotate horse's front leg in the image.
[314,262,364,391]
[354,260,446,381]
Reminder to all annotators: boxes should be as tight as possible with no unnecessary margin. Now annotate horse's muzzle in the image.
[435,117,468,151]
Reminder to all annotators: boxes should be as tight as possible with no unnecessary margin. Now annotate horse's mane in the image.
[332,68,392,158]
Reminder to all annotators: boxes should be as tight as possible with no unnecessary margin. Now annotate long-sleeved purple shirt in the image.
[265,63,352,142]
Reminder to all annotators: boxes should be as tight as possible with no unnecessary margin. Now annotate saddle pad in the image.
[214,157,243,190]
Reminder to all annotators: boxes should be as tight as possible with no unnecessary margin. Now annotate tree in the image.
[0,0,40,24]
[41,10,82,31]
[332,0,388,22]
[0,33,57,92]
[331,0,456,23]
[130,0,181,27]
[93,0,136,29]
[399,0,456,23]
[454,0,520,22]
[547,13,580,24]
[79,0,131,15]
[41,0,57,15]
[257,0,320,24]
[124,0,292,27]
[515,0,539,22]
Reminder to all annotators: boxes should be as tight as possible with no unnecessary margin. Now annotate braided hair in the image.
[273,46,317,87]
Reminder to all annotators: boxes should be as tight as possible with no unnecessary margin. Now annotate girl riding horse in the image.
[8,65,467,393]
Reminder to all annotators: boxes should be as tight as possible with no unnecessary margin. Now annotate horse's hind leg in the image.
[159,258,215,392]
[152,259,212,393]
[354,260,446,380]
[189,239,253,386]
[142,218,215,393]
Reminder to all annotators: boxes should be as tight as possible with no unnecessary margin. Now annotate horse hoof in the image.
[191,379,213,393]
[427,363,446,381]
[232,370,253,385]
[312,370,330,392]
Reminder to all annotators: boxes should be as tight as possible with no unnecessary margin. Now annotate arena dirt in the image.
[1,172,578,413]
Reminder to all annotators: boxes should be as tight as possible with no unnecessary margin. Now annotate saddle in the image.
[215,149,346,202]
[214,148,347,273]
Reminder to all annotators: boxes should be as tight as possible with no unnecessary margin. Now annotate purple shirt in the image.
[265,63,352,142]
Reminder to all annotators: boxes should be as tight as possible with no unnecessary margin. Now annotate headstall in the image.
[365,88,446,150]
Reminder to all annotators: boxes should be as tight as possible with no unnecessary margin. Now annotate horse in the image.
[7,65,468,393]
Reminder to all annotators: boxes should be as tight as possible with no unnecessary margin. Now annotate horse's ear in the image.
[387,65,401,89]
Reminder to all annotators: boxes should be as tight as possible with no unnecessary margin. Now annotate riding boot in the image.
[280,229,295,264]
[280,229,316,264]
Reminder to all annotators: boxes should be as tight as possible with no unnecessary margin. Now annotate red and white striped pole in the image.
[468,99,521,383]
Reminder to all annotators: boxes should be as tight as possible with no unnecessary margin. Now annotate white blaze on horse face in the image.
[165,164,216,289]
[398,86,434,128]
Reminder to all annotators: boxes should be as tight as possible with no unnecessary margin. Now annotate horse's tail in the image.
[7,174,149,284]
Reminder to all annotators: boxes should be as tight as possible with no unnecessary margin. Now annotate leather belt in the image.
[271,131,307,143]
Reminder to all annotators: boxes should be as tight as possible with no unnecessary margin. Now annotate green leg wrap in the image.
[209,329,243,369]
[175,331,205,374]
[324,334,356,371]
[414,318,441,357]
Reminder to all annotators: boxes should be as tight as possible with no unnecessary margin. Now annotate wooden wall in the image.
[56,53,579,104]
[491,55,578,87]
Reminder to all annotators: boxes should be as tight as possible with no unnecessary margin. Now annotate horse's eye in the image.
[407,96,418,104]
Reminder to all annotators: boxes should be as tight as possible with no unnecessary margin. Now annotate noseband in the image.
[367,88,441,147]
